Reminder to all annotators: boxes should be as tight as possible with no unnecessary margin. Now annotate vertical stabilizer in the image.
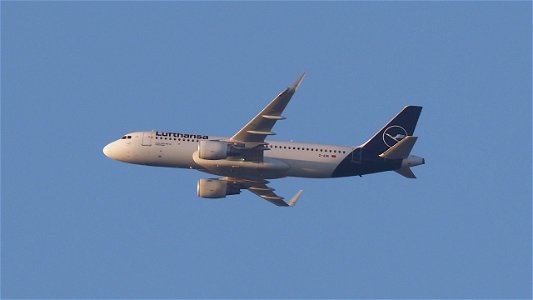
[361,106,422,157]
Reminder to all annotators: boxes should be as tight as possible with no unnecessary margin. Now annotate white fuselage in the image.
[103,131,355,179]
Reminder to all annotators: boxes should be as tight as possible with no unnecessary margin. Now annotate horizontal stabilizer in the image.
[379,136,418,159]
[395,167,416,178]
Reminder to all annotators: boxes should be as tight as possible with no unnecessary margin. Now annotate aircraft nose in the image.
[103,143,114,159]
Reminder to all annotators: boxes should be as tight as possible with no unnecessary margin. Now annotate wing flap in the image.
[246,130,276,136]
[261,115,286,120]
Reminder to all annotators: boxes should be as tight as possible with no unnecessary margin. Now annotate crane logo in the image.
[383,125,407,148]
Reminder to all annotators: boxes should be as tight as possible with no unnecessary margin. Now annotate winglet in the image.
[289,73,306,91]
[287,190,303,207]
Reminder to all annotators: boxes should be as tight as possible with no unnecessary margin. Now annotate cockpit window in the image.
[121,136,132,139]
[121,136,127,139]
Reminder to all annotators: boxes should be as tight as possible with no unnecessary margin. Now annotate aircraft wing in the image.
[229,73,305,144]
[222,177,303,207]
[248,184,303,207]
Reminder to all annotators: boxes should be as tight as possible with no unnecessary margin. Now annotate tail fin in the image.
[361,106,422,157]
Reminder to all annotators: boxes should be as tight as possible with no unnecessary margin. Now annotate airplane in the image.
[103,74,424,207]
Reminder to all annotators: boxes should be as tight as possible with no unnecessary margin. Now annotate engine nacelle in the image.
[198,140,242,160]
[198,140,229,160]
[197,178,240,199]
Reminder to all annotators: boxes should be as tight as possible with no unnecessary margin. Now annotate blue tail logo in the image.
[383,125,407,148]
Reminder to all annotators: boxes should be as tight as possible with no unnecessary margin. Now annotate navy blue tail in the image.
[361,106,422,157]
[331,106,422,178]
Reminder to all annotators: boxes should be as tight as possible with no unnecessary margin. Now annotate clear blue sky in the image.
[2,2,531,299]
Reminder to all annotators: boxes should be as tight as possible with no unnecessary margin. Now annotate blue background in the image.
[2,2,531,298]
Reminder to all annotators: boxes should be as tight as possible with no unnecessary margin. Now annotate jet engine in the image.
[197,178,241,198]
[198,140,241,160]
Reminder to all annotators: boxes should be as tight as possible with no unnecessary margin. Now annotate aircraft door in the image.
[141,132,153,146]
[351,147,362,163]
